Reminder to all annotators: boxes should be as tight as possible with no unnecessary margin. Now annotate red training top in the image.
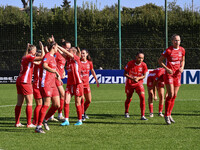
[148,68,165,81]
[17,54,35,84]
[81,60,93,86]
[65,54,82,85]
[162,46,185,76]
[40,53,57,88]
[124,60,148,86]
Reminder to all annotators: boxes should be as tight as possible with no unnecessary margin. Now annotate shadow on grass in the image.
[87,113,141,119]
[83,114,165,126]
[185,127,200,130]
[0,117,27,122]
[0,128,32,133]
[0,117,27,127]
[84,120,164,126]
[0,117,35,133]
[172,113,200,116]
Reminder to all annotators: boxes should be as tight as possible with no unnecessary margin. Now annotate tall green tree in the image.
[61,0,71,9]
[21,0,34,8]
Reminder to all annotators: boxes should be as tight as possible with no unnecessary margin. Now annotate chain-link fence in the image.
[0,0,200,71]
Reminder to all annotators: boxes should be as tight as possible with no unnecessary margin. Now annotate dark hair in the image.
[28,45,36,52]
[136,50,144,57]
[36,49,42,56]
[171,34,180,41]
[48,41,57,50]
[82,49,92,61]
[61,39,71,47]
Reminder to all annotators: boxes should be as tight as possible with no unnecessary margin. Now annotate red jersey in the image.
[148,68,165,81]
[81,60,93,86]
[55,52,66,77]
[66,54,82,85]
[33,63,42,88]
[124,60,148,86]
[17,54,35,83]
[162,46,185,76]
[40,53,57,88]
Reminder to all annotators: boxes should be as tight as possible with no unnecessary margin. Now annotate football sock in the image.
[169,95,176,115]
[26,105,32,125]
[139,94,145,117]
[58,98,64,114]
[125,98,132,113]
[84,101,90,112]
[38,105,49,126]
[45,105,58,120]
[15,105,22,124]
[76,105,82,120]
[159,104,163,113]
[81,98,84,115]
[165,96,172,116]
[149,103,153,113]
[33,105,42,125]
[64,104,69,118]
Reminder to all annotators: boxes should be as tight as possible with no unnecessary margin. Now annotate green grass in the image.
[0,84,200,150]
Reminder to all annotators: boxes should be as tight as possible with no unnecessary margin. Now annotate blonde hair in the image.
[28,45,36,52]
[47,37,54,43]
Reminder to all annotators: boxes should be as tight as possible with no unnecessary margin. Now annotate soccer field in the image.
[0,84,200,150]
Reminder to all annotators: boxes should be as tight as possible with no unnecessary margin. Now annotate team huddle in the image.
[15,34,185,133]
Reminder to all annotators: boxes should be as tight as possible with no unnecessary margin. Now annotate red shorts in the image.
[125,83,145,97]
[147,77,154,88]
[83,84,91,94]
[55,78,63,87]
[164,73,181,87]
[147,77,164,88]
[33,86,42,99]
[65,83,83,97]
[40,86,59,98]
[157,80,165,88]
[16,81,33,95]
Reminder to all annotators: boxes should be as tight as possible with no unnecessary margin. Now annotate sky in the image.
[0,0,199,10]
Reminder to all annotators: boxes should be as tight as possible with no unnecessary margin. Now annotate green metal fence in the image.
[0,0,200,70]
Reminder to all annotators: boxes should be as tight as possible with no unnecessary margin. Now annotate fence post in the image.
[165,0,168,49]
[30,0,33,44]
[74,0,77,47]
[118,0,121,69]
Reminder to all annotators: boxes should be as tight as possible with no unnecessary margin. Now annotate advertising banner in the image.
[0,70,199,84]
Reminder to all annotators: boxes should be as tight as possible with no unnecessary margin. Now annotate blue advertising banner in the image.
[0,69,199,84]
[62,69,200,84]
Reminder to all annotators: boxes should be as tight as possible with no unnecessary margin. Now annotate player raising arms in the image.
[15,43,44,127]
[147,68,165,118]
[80,49,99,121]
[55,40,71,120]
[124,51,148,120]
[49,38,71,121]
[35,41,62,133]
[158,34,185,125]
[58,46,83,126]
[32,42,46,126]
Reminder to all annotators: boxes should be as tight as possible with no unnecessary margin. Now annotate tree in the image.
[61,0,71,9]
[21,0,34,9]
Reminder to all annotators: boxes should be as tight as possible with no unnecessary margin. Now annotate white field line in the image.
[0,99,199,108]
